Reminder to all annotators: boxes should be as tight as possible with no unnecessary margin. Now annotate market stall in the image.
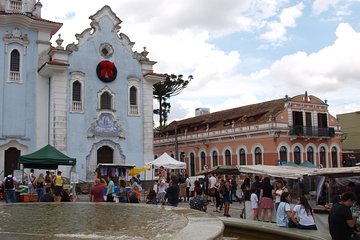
[237,165,360,234]
[197,165,240,176]
[95,163,135,196]
[147,153,186,169]
[17,144,76,202]
[95,163,135,180]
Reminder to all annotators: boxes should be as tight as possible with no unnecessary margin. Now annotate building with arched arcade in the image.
[154,92,343,176]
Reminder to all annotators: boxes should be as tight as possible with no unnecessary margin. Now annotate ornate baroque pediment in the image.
[68,5,137,56]
[87,113,125,138]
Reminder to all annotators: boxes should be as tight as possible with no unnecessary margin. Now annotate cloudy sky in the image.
[42,0,360,124]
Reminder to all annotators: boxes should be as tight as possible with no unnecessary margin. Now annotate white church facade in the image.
[0,1,164,181]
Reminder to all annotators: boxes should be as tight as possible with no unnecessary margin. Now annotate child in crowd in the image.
[276,192,292,227]
[291,196,317,230]
[190,187,208,212]
[146,189,159,205]
[250,188,259,220]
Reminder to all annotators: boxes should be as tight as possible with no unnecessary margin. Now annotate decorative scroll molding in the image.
[3,28,29,45]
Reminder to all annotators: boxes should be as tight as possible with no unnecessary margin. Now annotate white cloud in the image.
[169,22,360,121]
[40,1,360,123]
[270,23,360,90]
[264,22,360,116]
[260,2,304,44]
[312,0,340,14]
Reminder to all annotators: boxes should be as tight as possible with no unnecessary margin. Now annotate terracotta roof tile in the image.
[159,98,286,134]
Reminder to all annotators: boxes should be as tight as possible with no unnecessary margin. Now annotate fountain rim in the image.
[1,202,224,240]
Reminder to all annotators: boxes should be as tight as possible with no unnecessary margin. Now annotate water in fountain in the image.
[0,203,189,240]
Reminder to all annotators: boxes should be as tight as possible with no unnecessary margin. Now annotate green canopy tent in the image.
[18,144,76,170]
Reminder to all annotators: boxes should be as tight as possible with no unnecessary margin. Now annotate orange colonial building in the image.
[154,92,343,176]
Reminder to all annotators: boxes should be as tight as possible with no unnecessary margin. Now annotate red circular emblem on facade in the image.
[96,60,117,82]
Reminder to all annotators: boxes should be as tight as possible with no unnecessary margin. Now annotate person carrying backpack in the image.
[4,175,17,203]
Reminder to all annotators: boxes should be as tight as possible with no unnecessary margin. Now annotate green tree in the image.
[153,74,193,128]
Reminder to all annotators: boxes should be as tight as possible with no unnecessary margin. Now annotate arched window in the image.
[72,81,82,111]
[70,72,84,113]
[180,152,185,162]
[129,86,138,114]
[225,150,231,165]
[331,147,338,168]
[130,86,137,105]
[72,81,81,101]
[255,147,262,165]
[279,146,287,162]
[307,146,314,163]
[212,151,218,167]
[100,92,112,110]
[239,148,246,165]
[294,146,301,164]
[200,152,206,170]
[190,152,195,176]
[10,49,20,82]
[320,146,326,167]
[10,49,20,72]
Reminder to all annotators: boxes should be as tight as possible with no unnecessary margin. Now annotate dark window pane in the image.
[10,50,20,72]
[130,86,137,105]
[225,150,231,165]
[239,148,246,165]
[212,151,218,166]
[72,81,81,101]
[100,92,112,109]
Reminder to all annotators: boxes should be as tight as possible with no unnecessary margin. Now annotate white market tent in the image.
[237,165,360,179]
[311,166,360,178]
[237,165,313,179]
[147,153,186,169]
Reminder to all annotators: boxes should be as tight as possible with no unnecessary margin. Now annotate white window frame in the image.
[70,71,85,113]
[97,86,115,112]
[7,47,23,84]
[251,144,264,165]
[4,28,29,84]
[236,145,248,165]
[223,147,232,166]
[291,144,304,164]
[127,77,141,116]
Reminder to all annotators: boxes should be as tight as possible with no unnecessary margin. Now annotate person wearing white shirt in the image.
[209,174,217,205]
[157,177,167,204]
[274,179,288,211]
[276,192,292,227]
[209,174,216,189]
[250,188,259,220]
[291,196,317,230]
[185,174,191,201]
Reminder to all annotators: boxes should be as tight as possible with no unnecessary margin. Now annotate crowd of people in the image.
[1,169,71,203]
[90,175,143,203]
[3,167,360,239]
[240,174,360,240]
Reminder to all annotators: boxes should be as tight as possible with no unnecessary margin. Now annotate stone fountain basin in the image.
[0,203,224,240]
